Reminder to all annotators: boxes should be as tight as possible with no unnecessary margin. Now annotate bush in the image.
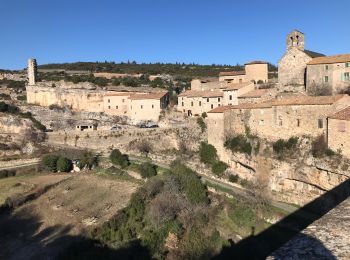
[0,101,19,113]
[42,154,59,172]
[110,149,129,168]
[171,161,209,205]
[211,161,228,177]
[16,95,26,101]
[224,135,252,155]
[80,151,98,170]
[57,156,73,172]
[199,142,217,165]
[0,143,10,150]
[201,112,207,118]
[197,117,206,133]
[0,170,16,179]
[228,174,239,183]
[272,137,298,155]
[138,162,157,178]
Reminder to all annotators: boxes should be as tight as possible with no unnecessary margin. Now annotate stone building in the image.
[219,61,268,84]
[27,58,37,86]
[207,94,350,159]
[178,82,255,116]
[306,54,350,94]
[104,92,168,122]
[327,106,350,157]
[190,78,226,91]
[278,30,324,92]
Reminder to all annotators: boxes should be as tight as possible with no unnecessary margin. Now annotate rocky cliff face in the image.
[217,138,350,206]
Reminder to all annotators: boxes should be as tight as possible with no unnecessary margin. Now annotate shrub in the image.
[272,137,298,155]
[110,149,129,168]
[138,162,157,178]
[57,156,73,172]
[0,170,16,179]
[0,101,19,113]
[80,151,98,170]
[199,142,217,165]
[201,112,207,118]
[16,95,26,101]
[137,140,152,156]
[197,117,206,133]
[0,143,10,150]
[211,161,228,177]
[325,148,336,157]
[224,135,252,155]
[171,162,209,205]
[42,154,59,172]
[228,174,239,183]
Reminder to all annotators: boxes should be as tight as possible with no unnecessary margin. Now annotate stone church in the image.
[278,30,324,92]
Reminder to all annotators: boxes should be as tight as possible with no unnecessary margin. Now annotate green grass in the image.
[0,176,36,206]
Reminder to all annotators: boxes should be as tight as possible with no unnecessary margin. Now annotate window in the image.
[211,104,213,109]
[344,72,350,81]
[108,99,110,103]
[338,121,346,132]
[318,119,323,129]
[218,97,221,102]
[182,102,184,107]
[116,106,118,109]
[229,95,232,100]
[324,76,329,83]
[207,98,209,102]
[152,104,154,109]
[122,99,125,103]
[218,104,221,107]
[199,101,201,106]
[191,101,193,106]
[131,106,132,110]
[141,105,143,109]
[108,106,111,109]
[297,119,300,127]
[346,63,349,68]
[239,79,242,83]
[325,65,329,70]
[278,116,283,126]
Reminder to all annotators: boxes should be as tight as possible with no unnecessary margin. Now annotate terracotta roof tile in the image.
[224,82,251,90]
[245,60,268,65]
[238,88,271,98]
[178,89,223,98]
[219,71,245,76]
[328,106,350,121]
[272,95,346,106]
[130,92,167,100]
[307,54,350,65]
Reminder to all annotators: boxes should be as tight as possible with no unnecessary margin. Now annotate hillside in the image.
[38,61,278,78]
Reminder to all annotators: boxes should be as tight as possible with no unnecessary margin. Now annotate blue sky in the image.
[1,0,350,70]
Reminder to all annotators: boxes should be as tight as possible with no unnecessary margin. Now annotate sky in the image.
[1,0,350,70]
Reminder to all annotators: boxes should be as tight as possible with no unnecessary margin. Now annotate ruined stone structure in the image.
[278,30,324,92]
[27,58,37,86]
[306,54,350,94]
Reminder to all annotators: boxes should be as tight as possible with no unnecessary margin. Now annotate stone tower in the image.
[27,58,37,86]
[287,30,305,51]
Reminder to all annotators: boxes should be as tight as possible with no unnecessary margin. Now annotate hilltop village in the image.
[1,30,350,259]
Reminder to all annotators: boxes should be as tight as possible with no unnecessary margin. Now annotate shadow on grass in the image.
[0,203,151,260]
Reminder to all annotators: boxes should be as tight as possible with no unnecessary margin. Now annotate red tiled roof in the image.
[238,88,271,98]
[328,106,350,121]
[245,60,268,65]
[130,92,167,100]
[219,71,245,76]
[272,95,346,106]
[307,54,350,65]
[179,89,223,98]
